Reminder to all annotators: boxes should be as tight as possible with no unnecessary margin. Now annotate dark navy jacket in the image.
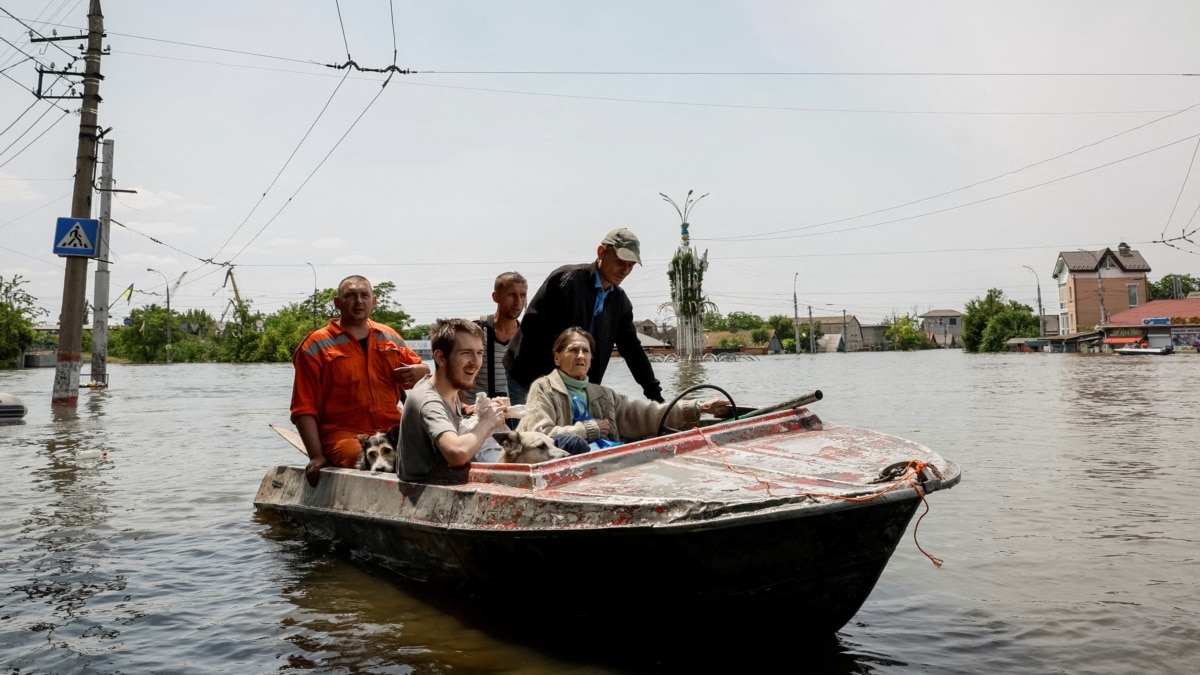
[505,262,662,402]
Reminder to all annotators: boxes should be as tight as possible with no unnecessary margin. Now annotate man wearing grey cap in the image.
[504,228,663,404]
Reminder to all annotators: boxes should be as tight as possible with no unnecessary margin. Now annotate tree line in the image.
[4,273,1195,366]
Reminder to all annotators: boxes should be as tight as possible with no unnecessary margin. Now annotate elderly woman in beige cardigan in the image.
[516,328,730,451]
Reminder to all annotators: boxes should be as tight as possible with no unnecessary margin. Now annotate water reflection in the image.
[1,390,132,670]
[671,359,708,393]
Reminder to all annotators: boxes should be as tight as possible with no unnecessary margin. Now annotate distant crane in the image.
[216,267,247,327]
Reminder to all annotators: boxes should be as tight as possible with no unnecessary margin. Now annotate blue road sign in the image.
[53,217,100,257]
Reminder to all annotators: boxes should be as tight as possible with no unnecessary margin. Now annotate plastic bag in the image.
[465,392,503,462]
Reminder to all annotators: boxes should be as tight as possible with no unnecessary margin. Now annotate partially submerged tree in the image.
[962,288,1038,352]
[0,274,45,367]
[882,313,935,351]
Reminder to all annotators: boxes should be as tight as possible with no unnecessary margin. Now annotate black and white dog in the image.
[354,425,399,473]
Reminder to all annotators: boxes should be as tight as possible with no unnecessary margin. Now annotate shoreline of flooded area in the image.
[2,352,1198,673]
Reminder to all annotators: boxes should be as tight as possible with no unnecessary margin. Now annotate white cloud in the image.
[311,237,347,249]
[0,176,43,203]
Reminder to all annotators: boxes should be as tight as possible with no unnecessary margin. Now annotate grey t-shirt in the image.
[399,375,462,481]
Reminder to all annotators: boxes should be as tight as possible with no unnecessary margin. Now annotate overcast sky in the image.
[3,1,1200,328]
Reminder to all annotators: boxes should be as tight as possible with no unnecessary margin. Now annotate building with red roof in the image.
[1102,298,1200,352]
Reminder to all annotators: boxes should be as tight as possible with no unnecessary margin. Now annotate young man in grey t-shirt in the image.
[399,318,509,481]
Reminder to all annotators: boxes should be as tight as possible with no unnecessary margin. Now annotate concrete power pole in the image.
[51,0,105,407]
[90,139,114,387]
[792,273,800,354]
[808,305,815,354]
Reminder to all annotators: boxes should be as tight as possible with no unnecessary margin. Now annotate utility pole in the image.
[792,273,800,354]
[1023,265,1045,338]
[808,305,815,354]
[1095,257,1108,325]
[312,260,321,329]
[146,268,174,363]
[90,139,114,387]
[51,0,105,408]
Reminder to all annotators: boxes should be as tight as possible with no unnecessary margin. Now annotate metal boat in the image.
[254,397,961,632]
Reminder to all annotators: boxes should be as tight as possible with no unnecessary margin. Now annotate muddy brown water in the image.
[2,351,1198,673]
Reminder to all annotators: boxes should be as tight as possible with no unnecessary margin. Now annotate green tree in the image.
[881,313,935,351]
[702,311,727,331]
[0,274,44,367]
[258,300,320,362]
[213,300,268,362]
[766,314,793,336]
[979,306,1040,352]
[961,288,1008,352]
[1149,273,1200,300]
[371,281,414,333]
[110,305,167,362]
[797,321,824,353]
[750,327,770,345]
[726,311,764,331]
[404,323,432,339]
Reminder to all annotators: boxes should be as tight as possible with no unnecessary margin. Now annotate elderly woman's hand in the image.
[700,398,733,418]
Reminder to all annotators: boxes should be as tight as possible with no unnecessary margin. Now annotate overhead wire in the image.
[0,105,71,168]
[1160,137,1200,240]
[702,101,1200,243]
[205,68,352,264]
[699,132,1200,244]
[222,71,396,264]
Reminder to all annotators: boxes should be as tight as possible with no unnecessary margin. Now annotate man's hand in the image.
[700,398,733,418]
[476,400,508,434]
[305,454,329,487]
[595,419,614,436]
[392,363,429,388]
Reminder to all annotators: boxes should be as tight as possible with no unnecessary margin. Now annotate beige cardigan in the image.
[516,369,700,442]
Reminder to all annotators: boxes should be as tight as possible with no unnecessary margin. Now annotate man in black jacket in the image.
[504,228,663,404]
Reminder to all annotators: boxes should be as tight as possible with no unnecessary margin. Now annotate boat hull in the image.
[256,408,960,632]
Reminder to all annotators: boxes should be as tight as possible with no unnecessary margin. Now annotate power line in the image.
[206,68,352,264]
[700,132,1200,244]
[703,101,1200,243]
[110,218,214,264]
[414,69,1200,77]
[0,6,79,60]
[333,0,350,62]
[222,72,396,265]
[0,106,71,169]
[1160,137,1200,239]
[0,188,70,231]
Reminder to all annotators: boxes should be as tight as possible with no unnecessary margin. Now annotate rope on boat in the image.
[694,429,945,568]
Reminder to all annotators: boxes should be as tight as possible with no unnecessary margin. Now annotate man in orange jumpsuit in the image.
[290,275,428,486]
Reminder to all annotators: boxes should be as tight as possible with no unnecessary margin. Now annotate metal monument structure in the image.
[661,190,715,362]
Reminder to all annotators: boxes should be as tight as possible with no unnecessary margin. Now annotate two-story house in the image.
[918,309,964,348]
[1051,243,1150,335]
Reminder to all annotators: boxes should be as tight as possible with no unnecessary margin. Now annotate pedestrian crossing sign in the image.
[53,217,100,257]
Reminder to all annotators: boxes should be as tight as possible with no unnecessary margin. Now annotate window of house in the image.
[1127,284,1138,308]
[949,317,957,325]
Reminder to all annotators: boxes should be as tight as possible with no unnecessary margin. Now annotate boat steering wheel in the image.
[657,383,739,437]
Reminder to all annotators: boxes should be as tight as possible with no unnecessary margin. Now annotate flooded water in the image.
[2,351,1198,673]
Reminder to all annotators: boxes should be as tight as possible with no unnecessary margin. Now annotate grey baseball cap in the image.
[601,228,642,264]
